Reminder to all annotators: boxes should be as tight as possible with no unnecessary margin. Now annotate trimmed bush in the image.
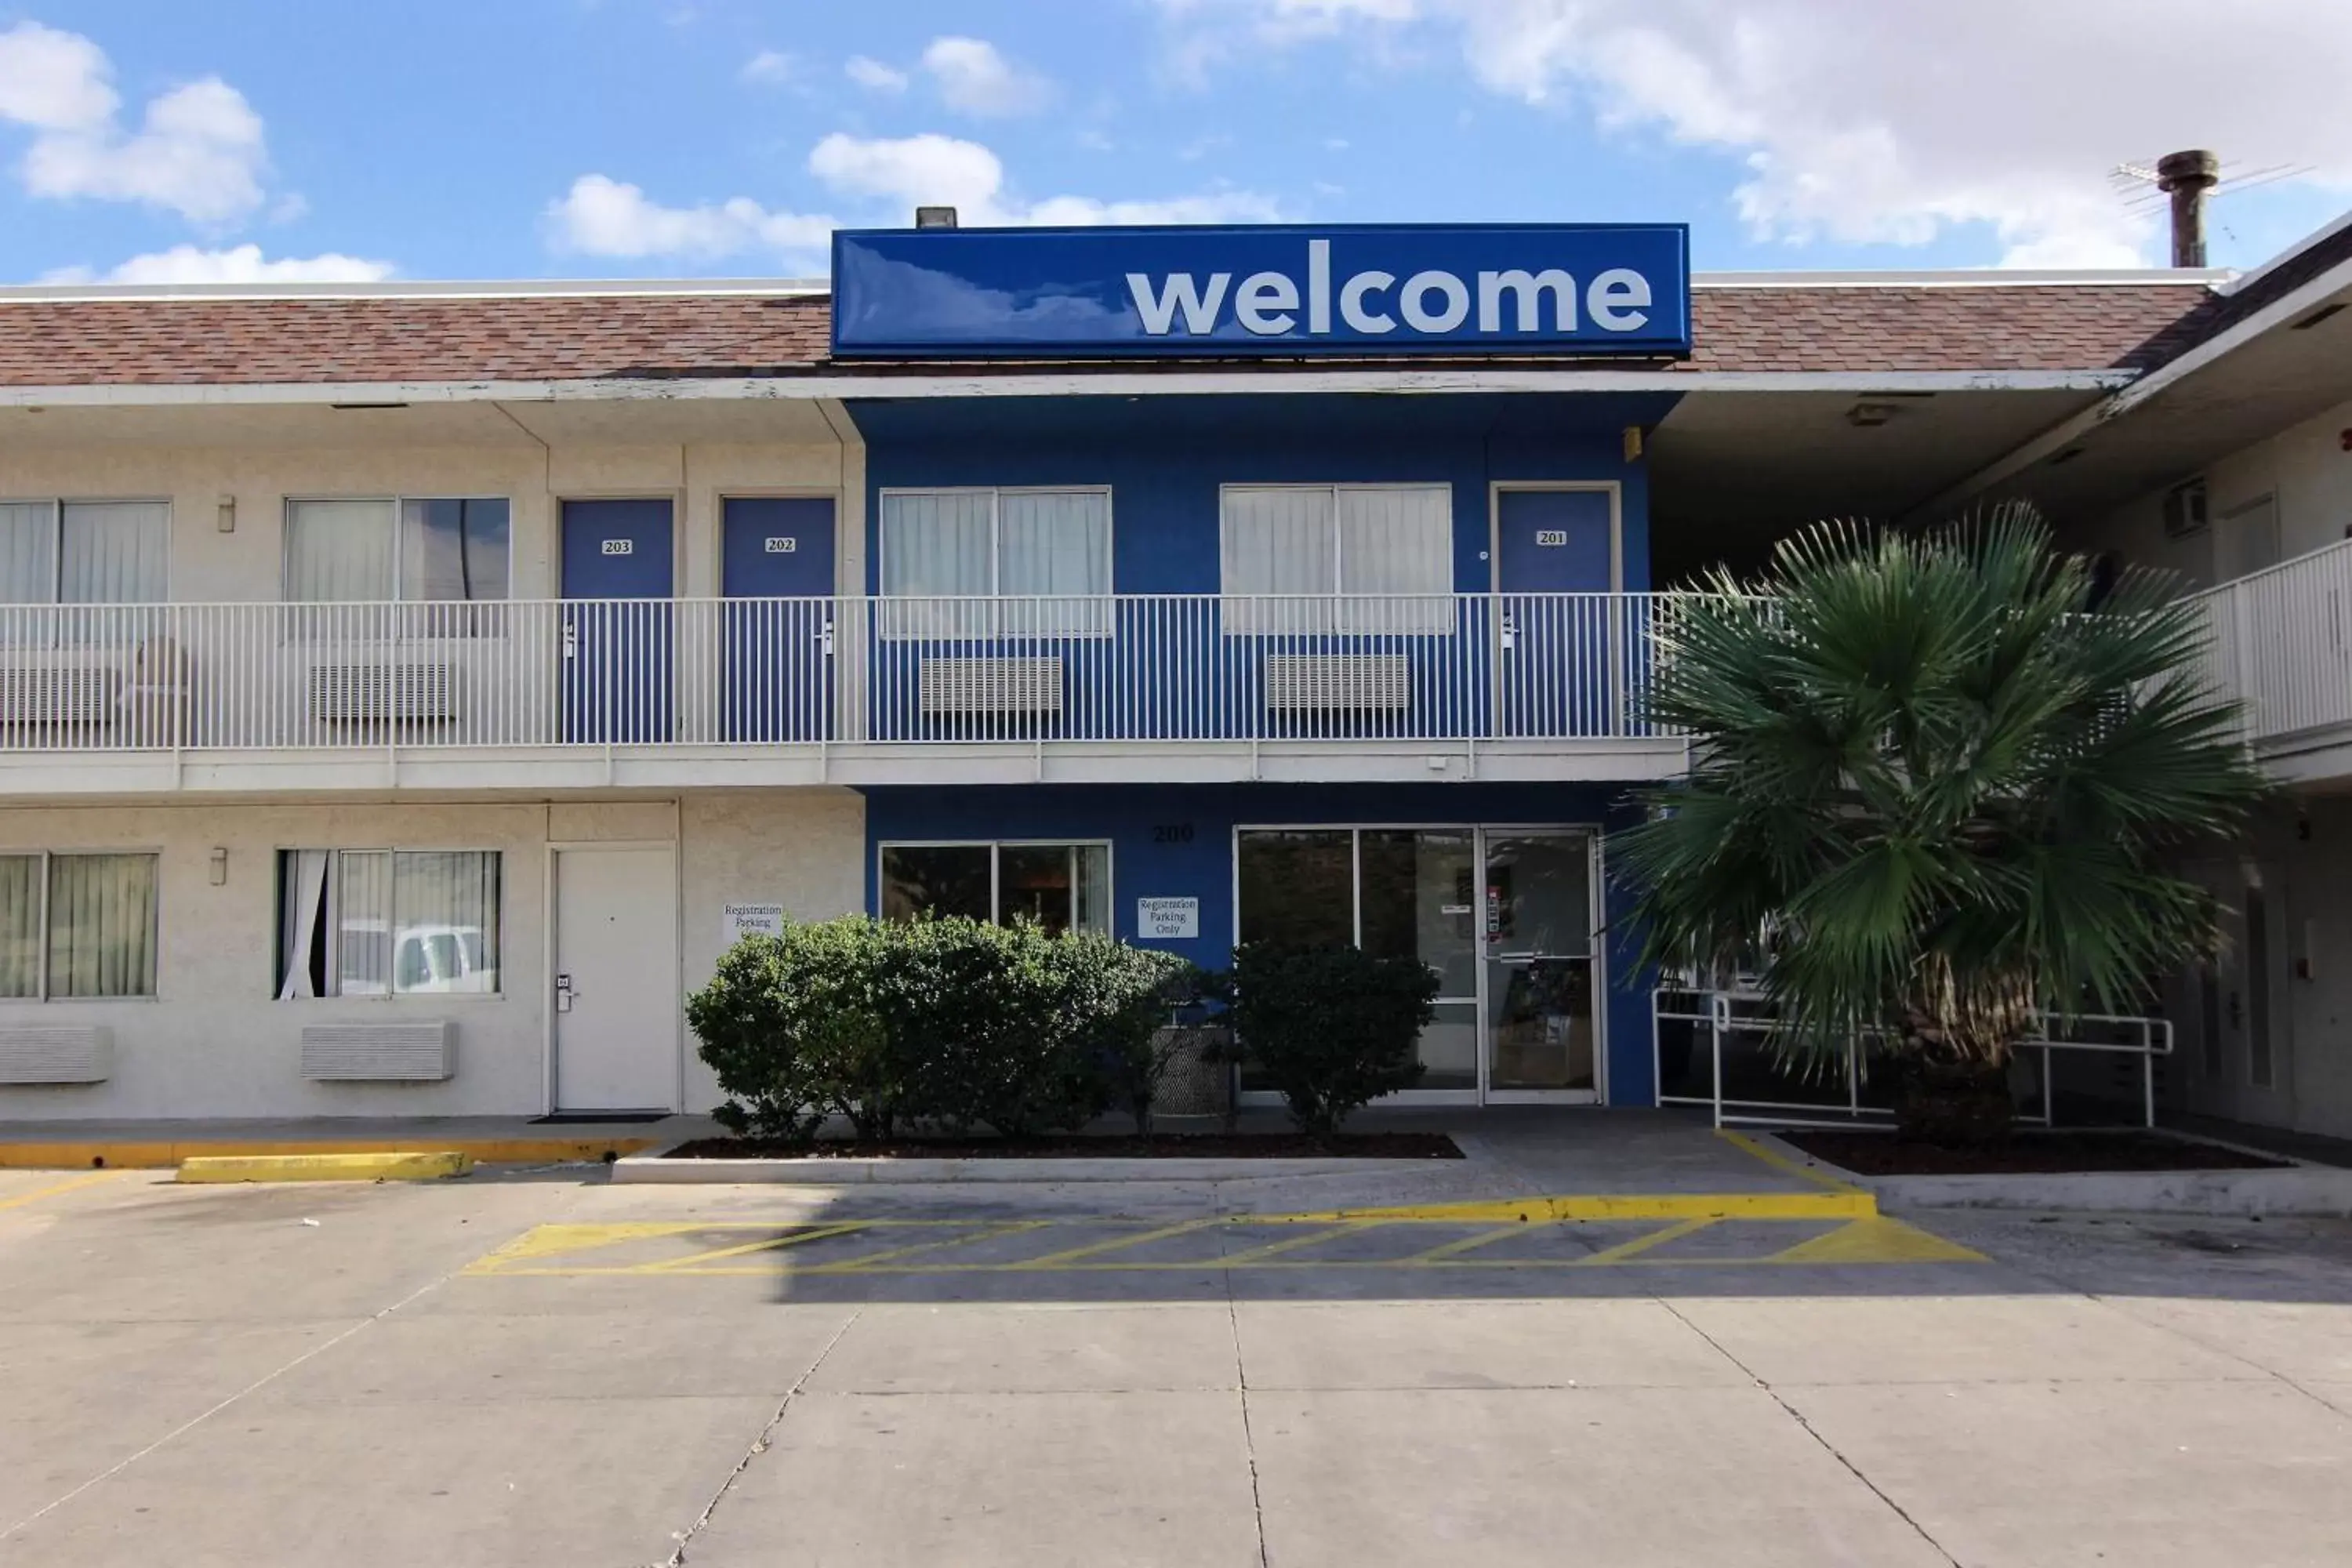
[687,915,1192,1142]
[1224,942,1438,1135]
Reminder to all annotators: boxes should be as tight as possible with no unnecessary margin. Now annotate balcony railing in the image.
[2184,539,2352,747]
[0,593,1694,755]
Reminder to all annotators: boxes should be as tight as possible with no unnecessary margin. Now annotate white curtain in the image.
[881,491,993,637]
[45,853,157,999]
[392,851,500,995]
[1221,486,1337,633]
[333,849,393,996]
[1338,485,1452,633]
[286,499,396,602]
[59,502,168,604]
[1000,491,1109,634]
[0,855,38,998]
[276,849,329,1000]
[0,503,56,604]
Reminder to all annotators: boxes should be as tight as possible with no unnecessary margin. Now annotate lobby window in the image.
[275,849,502,998]
[880,841,1110,935]
[0,851,159,1000]
[1220,484,1452,633]
[285,499,511,606]
[0,500,169,609]
[879,488,1110,636]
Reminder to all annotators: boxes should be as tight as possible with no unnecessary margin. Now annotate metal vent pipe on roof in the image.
[2156,150,2220,269]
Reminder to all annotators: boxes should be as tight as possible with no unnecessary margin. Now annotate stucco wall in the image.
[0,788,863,1120]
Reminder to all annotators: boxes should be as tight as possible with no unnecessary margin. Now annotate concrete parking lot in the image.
[6,1149,2352,1566]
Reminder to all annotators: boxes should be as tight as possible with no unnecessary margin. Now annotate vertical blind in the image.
[0,501,168,604]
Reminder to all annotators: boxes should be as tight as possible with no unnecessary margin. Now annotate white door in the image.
[553,845,681,1112]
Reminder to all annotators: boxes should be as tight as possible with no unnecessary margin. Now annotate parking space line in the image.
[1218,1220,1391,1265]
[1008,1217,1226,1270]
[1396,1224,1531,1265]
[636,1221,876,1272]
[1576,1215,1720,1265]
[0,1170,123,1213]
[1717,1129,1867,1195]
[819,1218,1056,1272]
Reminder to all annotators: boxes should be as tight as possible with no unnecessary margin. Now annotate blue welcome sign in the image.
[830,223,1690,359]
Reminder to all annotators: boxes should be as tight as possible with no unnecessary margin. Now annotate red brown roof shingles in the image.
[0,281,2219,388]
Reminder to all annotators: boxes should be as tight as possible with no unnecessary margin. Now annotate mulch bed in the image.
[663,1132,1464,1160]
[1784,1129,2291,1176]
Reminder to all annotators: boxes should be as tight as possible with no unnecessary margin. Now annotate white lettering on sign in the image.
[1137,897,1200,940]
[601,539,633,556]
[1126,241,1653,341]
[722,902,786,942]
[1534,529,1569,547]
[764,536,798,554]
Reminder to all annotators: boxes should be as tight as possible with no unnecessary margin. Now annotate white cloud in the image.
[740,50,798,85]
[0,21,269,224]
[920,36,1054,118]
[545,173,834,260]
[844,55,909,93]
[42,244,394,285]
[1160,0,2352,267]
[808,132,1281,227]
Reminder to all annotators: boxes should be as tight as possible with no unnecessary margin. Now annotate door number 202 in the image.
[1534,529,1569,547]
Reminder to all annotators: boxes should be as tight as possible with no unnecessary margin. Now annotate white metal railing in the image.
[1650,985,2174,1130]
[2184,536,2352,745]
[0,593,1697,754]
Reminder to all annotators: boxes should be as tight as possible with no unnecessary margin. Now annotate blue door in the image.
[561,500,673,744]
[721,497,836,741]
[1495,489,1616,737]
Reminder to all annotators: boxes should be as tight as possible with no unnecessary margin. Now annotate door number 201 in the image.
[1534,529,1569,547]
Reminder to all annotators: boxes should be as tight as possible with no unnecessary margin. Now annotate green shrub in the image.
[1223,942,1438,1135]
[688,915,1192,1142]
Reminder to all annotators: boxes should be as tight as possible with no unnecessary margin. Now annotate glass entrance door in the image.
[1481,831,1599,1098]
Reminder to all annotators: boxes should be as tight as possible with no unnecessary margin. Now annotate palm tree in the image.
[1614,506,2266,1142]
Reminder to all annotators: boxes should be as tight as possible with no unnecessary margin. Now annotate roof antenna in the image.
[2111,151,2314,269]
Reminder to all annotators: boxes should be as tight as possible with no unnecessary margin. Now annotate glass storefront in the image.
[1234,824,1599,1100]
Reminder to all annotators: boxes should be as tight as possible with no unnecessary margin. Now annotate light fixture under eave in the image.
[328,401,410,411]
[2292,302,2347,331]
[2049,446,2089,466]
[1845,402,1898,428]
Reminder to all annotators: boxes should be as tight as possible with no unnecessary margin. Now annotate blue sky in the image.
[2,0,2347,285]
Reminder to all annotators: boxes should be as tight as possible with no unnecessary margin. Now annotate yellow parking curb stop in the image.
[176,1150,475,1184]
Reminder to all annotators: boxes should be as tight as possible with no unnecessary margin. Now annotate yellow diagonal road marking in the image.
[635,1221,874,1272]
[1766,1216,1987,1265]
[464,1221,708,1273]
[1009,1217,1225,1269]
[1271,1191,1875,1224]
[1575,1216,1719,1265]
[811,1219,1055,1274]
[1397,1224,1531,1265]
[1717,1129,1867,1195]
[0,1170,122,1212]
[1219,1221,1388,1266]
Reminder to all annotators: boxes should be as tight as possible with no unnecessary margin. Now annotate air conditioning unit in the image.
[2163,478,2210,539]
[919,655,1064,715]
[301,1020,456,1082]
[0,662,122,727]
[309,662,458,723]
[1265,653,1412,711]
[0,1025,113,1083]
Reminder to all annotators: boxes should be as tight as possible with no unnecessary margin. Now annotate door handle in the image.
[818,621,835,656]
[555,973,575,1013]
[561,622,578,659]
[1501,613,1519,652]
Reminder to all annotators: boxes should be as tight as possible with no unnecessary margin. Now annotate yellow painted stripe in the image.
[1575,1215,1720,1265]
[1766,1216,1988,1265]
[0,1136,658,1171]
[634,1221,873,1272]
[1009,1216,1227,1269]
[1396,1225,1530,1265]
[1269,1191,1875,1224]
[818,1219,1056,1273]
[1716,1129,1867,1194]
[0,1169,123,1211]
[176,1151,474,1184]
[1218,1221,1389,1267]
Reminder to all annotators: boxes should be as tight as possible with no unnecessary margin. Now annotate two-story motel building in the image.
[0,209,2345,1138]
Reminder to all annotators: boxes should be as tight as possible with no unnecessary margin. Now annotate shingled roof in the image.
[0,277,2218,389]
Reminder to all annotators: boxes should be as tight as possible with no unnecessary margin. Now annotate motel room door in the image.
[1480,829,1602,1102]
[720,497,837,741]
[552,844,681,1113]
[561,499,675,744]
[1494,488,1617,738]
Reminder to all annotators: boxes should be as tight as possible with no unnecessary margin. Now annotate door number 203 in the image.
[601,539,634,555]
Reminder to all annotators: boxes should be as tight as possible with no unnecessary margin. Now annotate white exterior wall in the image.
[0,789,863,1120]
[2071,393,2352,588]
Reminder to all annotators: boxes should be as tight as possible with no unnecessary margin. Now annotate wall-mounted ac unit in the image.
[301,1020,456,1082]
[309,662,458,723]
[919,655,1064,715]
[0,1025,113,1083]
[0,662,122,727]
[1265,653,1411,711]
[2163,478,2210,539]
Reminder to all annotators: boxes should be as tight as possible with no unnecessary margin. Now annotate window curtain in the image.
[880,492,993,637]
[1337,486,1452,633]
[45,853,157,999]
[401,499,511,605]
[59,502,169,604]
[276,849,329,1000]
[0,854,39,998]
[392,851,500,995]
[1073,844,1111,935]
[1000,491,1110,634]
[1221,487,1336,633]
[333,849,393,996]
[285,499,397,602]
[0,503,56,606]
